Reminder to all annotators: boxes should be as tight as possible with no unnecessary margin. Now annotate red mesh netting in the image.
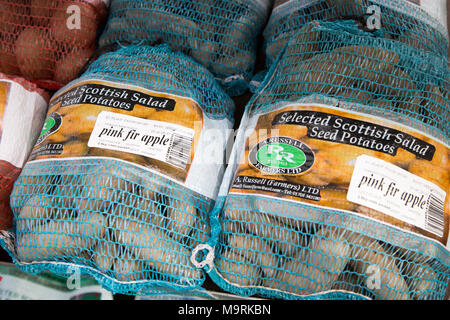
[0,0,108,91]
[0,161,21,230]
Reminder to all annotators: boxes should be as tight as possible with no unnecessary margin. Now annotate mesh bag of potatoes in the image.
[0,0,109,91]
[98,0,273,97]
[198,20,450,300]
[0,44,235,295]
[263,0,449,68]
[0,73,48,230]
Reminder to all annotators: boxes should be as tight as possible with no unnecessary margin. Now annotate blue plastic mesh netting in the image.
[205,21,450,300]
[263,0,449,67]
[258,20,449,140]
[1,44,235,295]
[98,0,273,96]
[78,44,235,120]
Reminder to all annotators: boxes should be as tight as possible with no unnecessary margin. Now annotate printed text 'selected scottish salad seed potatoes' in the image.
[205,20,450,300]
[0,45,235,295]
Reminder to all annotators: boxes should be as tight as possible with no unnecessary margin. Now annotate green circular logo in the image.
[249,137,314,175]
[256,143,306,169]
[40,117,56,137]
[36,112,62,145]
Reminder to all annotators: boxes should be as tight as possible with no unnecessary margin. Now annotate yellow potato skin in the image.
[348,234,410,300]
[216,249,263,287]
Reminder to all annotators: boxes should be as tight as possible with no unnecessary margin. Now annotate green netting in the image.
[1,44,235,295]
[99,0,273,96]
[264,0,449,67]
[205,20,450,300]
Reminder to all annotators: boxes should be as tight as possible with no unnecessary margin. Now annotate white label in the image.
[0,80,47,168]
[88,111,195,170]
[347,155,447,238]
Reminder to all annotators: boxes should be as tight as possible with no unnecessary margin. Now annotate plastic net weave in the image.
[264,0,449,67]
[207,21,450,300]
[99,0,273,96]
[5,44,235,295]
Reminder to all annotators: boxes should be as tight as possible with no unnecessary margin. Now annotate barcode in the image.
[166,133,194,169]
[425,193,445,237]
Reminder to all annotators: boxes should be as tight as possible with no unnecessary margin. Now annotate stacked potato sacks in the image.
[98,0,273,96]
[0,44,235,295]
[202,20,450,300]
[263,0,449,67]
[0,0,109,90]
[0,74,48,230]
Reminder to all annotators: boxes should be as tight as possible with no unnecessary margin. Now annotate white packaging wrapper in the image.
[0,75,48,169]
[0,73,48,230]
